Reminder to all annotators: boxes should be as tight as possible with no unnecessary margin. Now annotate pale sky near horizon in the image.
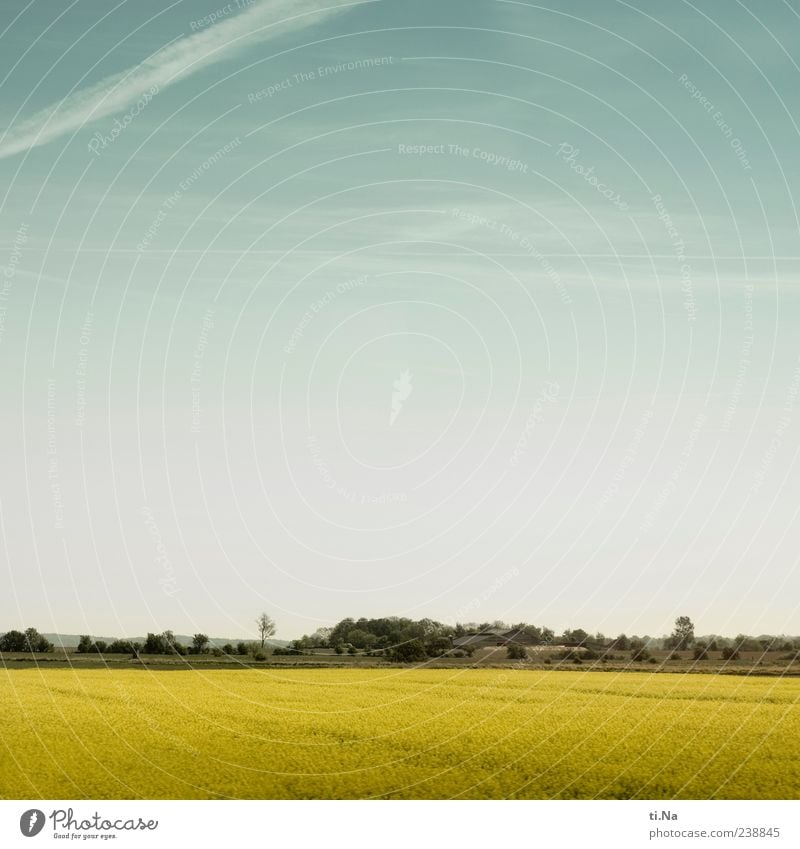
[1,0,799,641]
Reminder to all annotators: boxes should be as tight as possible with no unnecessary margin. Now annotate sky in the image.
[1,0,799,641]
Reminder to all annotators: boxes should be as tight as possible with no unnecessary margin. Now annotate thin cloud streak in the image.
[0,0,350,160]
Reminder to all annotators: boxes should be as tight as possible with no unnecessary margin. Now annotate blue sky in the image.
[1,0,799,640]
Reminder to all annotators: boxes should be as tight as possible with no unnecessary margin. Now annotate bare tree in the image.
[256,612,276,648]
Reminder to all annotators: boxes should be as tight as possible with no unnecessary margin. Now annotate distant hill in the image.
[41,633,289,649]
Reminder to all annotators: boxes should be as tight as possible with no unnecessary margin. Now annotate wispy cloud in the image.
[0,0,351,160]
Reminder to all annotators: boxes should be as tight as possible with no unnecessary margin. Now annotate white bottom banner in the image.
[1,800,797,848]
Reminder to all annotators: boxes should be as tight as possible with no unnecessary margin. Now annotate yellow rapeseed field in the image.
[1,668,798,799]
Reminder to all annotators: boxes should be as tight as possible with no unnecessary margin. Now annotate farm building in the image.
[453,628,545,649]
[498,629,543,646]
[452,628,507,649]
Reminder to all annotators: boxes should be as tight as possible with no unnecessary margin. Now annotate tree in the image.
[162,630,185,655]
[77,635,93,654]
[670,616,695,651]
[192,634,210,654]
[390,639,428,663]
[143,633,166,654]
[256,612,276,648]
[425,635,453,657]
[507,644,528,660]
[510,623,545,642]
[93,640,107,653]
[733,633,759,652]
[295,635,314,651]
[24,627,54,653]
[222,643,234,655]
[237,641,248,656]
[0,628,53,653]
[346,629,375,650]
[564,628,589,646]
[310,627,331,647]
[0,630,26,652]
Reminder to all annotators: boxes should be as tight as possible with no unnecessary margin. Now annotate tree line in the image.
[75,632,261,658]
[72,613,276,659]
[0,627,54,653]
[0,613,278,659]
[288,615,800,663]
[3,614,799,662]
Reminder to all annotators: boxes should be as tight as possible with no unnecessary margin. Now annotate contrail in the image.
[0,0,350,160]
